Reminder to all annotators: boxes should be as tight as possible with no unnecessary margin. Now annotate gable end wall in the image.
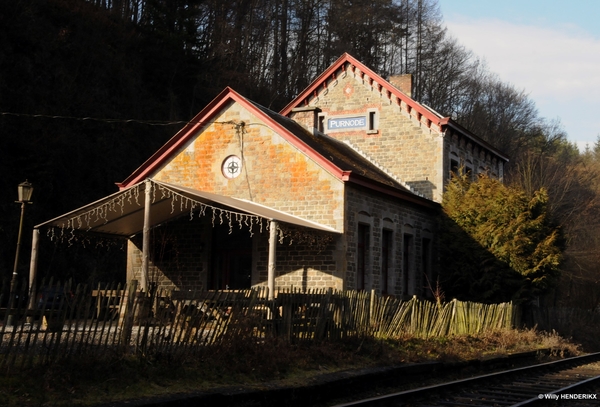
[290,66,445,202]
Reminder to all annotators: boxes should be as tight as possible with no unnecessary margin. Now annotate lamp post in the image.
[7,180,33,326]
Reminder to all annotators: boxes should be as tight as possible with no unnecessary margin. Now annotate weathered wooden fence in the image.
[0,280,519,372]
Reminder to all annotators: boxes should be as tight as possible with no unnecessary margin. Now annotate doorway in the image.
[209,226,253,290]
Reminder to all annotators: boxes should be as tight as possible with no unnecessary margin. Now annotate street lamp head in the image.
[17,180,33,203]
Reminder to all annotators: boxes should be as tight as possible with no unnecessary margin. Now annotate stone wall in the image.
[125,182,436,296]
[289,63,506,203]
[152,102,345,232]
[126,89,442,295]
[290,68,444,202]
[126,100,349,291]
[344,184,438,297]
[127,216,211,292]
[126,215,345,292]
[255,231,345,291]
[444,130,505,182]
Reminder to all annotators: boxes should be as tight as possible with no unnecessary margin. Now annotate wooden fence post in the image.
[369,289,376,332]
[120,280,138,350]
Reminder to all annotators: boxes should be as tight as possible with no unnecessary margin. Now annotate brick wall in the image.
[127,101,347,292]
[126,215,346,292]
[443,131,505,182]
[127,216,210,292]
[254,232,345,291]
[126,92,441,295]
[389,74,413,97]
[126,182,435,296]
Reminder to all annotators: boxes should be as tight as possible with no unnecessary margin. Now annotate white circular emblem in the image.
[222,155,242,179]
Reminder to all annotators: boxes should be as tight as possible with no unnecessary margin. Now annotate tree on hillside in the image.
[2,0,592,296]
[506,132,600,309]
[87,0,448,110]
[0,0,193,283]
[440,173,563,303]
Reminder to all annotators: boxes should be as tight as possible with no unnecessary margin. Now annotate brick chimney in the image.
[290,106,322,134]
[389,74,413,98]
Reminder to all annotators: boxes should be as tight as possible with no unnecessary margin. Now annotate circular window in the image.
[222,155,242,179]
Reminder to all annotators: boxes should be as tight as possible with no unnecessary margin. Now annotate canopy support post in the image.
[141,179,152,292]
[268,220,278,300]
[28,228,40,311]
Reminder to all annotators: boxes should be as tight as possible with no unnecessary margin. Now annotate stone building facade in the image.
[118,78,441,297]
[282,53,508,203]
[38,54,506,299]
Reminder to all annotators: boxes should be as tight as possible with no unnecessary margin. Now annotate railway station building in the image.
[34,53,508,299]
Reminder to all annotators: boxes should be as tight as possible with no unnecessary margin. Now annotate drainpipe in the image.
[268,220,278,300]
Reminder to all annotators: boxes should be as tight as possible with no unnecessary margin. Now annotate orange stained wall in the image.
[152,101,345,232]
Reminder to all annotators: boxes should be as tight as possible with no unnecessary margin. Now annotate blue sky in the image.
[436,0,600,150]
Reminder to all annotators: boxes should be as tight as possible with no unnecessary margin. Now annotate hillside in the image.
[0,0,213,282]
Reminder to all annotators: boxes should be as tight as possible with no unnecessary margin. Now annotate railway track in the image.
[334,352,600,407]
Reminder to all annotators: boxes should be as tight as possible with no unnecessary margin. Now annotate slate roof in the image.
[251,100,414,193]
[118,87,436,208]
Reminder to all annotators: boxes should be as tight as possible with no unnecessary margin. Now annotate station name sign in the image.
[328,116,366,130]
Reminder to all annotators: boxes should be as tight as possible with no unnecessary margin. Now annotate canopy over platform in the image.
[31,179,339,297]
[35,179,339,237]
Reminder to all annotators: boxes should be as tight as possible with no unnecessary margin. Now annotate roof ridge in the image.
[280,53,444,131]
[342,140,425,199]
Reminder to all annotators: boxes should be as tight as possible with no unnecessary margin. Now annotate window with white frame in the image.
[367,109,378,133]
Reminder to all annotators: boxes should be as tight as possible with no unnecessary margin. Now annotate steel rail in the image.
[512,372,600,406]
[333,352,600,407]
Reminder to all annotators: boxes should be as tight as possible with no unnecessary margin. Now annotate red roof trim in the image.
[118,87,346,189]
[280,53,443,128]
[279,53,508,163]
[118,85,435,209]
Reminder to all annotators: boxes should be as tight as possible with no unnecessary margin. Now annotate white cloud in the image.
[446,19,600,99]
[444,17,600,145]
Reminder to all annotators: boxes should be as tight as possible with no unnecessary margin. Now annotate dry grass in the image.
[0,328,582,406]
[378,328,580,364]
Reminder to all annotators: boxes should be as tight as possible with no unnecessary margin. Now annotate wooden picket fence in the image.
[0,280,519,372]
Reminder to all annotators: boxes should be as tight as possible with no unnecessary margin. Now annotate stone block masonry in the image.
[344,184,438,297]
[154,105,345,232]
[290,64,505,203]
[290,68,444,202]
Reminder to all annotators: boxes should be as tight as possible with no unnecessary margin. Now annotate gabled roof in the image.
[280,53,509,163]
[251,102,402,188]
[119,87,346,188]
[119,87,436,209]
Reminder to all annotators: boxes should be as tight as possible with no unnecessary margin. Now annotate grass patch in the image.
[0,328,581,406]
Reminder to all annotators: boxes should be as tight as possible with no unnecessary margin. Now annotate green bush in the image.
[440,174,562,303]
